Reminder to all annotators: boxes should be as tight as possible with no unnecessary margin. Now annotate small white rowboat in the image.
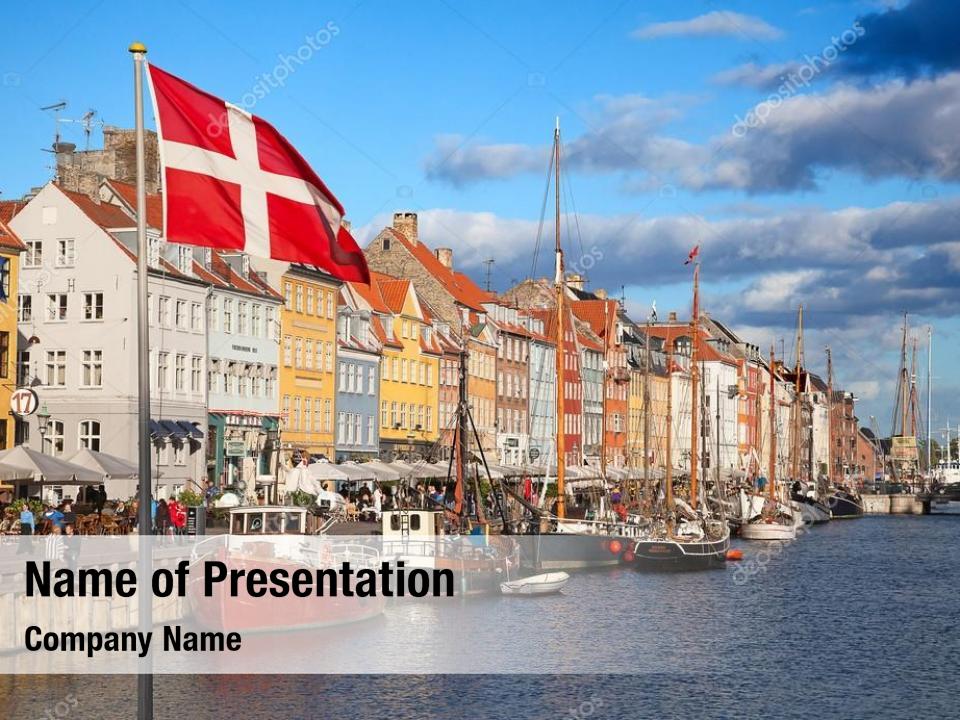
[500,572,570,596]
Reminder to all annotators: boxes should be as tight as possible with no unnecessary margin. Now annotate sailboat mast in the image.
[898,313,909,437]
[715,375,721,489]
[769,345,777,501]
[643,317,651,488]
[553,119,566,520]
[689,264,700,509]
[826,347,834,487]
[665,342,674,511]
[792,305,804,482]
[927,326,933,472]
[601,302,609,477]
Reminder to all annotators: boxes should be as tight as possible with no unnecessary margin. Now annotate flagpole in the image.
[130,40,154,720]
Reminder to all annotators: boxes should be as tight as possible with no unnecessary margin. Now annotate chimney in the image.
[595,288,607,300]
[392,211,418,245]
[567,273,585,291]
[668,311,678,323]
[435,247,453,269]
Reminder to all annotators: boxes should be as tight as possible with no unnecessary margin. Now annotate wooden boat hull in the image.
[523,533,626,570]
[796,499,831,524]
[630,532,730,571]
[828,493,864,518]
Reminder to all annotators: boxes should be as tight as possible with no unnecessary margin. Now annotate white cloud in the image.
[632,11,783,41]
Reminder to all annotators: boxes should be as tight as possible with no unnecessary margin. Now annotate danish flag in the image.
[145,64,369,283]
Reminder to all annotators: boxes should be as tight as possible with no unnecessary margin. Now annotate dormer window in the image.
[148,237,161,269]
[177,245,192,275]
[382,237,391,251]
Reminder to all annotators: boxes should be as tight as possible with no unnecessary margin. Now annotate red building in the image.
[532,306,583,468]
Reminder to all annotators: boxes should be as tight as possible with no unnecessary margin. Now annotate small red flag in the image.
[146,63,369,283]
[684,245,700,265]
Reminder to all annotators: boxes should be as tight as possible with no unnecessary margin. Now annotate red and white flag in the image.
[684,244,700,265]
[145,64,369,283]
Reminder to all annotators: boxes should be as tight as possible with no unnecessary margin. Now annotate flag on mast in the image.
[684,244,700,265]
[145,63,369,283]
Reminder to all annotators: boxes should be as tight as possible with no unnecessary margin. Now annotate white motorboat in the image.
[500,572,570,596]
[740,517,798,541]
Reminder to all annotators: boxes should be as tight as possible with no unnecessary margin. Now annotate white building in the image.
[11,181,208,499]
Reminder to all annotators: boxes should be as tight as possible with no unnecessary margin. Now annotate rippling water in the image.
[3,512,958,719]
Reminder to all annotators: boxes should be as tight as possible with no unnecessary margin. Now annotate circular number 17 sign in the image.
[10,387,39,417]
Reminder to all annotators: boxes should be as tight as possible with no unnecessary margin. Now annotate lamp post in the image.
[36,403,51,455]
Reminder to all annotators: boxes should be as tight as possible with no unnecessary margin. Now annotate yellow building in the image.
[250,259,341,460]
[364,272,440,460]
[0,209,24,449]
[628,366,644,469]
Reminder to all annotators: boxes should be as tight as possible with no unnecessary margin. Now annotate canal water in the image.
[2,512,958,719]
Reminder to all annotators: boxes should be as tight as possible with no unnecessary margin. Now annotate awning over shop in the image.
[151,419,203,440]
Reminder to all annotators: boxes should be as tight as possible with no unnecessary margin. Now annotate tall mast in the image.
[643,316,651,490]
[792,305,804,481]
[715,374,721,489]
[927,326,933,472]
[826,347,834,486]
[898,313,909,437]
[909,336,919,438]
[553,118,566,520]
[689,264,700,509]
[601,301,609,477]
[769,345,777,500]
[665,342,674,512]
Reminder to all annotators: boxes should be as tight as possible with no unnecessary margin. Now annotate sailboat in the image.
[630,256,731,568]
[741,345,800,540]
[516,120,645,570]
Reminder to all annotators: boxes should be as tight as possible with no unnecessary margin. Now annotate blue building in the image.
[202,251,282,493]
[335,286,381,461]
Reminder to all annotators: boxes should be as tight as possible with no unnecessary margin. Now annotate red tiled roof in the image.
[60,187,136,230]
[348,278,390,314]
[104,180,164,230]
[0,200,25,226]
[382,227,493,312]
[571,299,618,341]
[645,324,738,366]
[375,275,411,315]
[0,206,26,251]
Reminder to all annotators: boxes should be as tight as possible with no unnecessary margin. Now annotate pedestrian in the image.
[94,485,106,517]
[155,499,170,536]
[19,505,35,535]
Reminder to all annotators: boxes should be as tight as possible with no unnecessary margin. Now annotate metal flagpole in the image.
[130,40,154,720]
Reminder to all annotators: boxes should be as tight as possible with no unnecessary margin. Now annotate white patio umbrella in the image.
[305,460,349,485]
[360,460,402,482]
[66,447,139,479]
[0,446,104,485]
[337,462,377,481]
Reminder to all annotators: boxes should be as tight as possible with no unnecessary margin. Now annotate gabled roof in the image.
[102,179,164,230]
[571,299,618,342]
[60,187,137,230]
[379,227,493,311]
[0,202,26,251]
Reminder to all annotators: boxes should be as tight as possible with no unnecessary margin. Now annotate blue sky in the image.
[2,0,959,439]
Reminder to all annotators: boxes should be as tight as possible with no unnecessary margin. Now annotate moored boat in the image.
[500,571,570,595]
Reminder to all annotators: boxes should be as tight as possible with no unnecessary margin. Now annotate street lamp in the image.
[36,403,51,454]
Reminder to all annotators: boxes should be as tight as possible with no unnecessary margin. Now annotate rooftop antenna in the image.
[620,284,626,310]
[482,258,495,292]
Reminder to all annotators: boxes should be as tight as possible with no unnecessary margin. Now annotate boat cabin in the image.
[382,509,444,538]
[228,506,318,535]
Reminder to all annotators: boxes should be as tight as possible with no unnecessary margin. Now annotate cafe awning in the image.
[0,446,104,485]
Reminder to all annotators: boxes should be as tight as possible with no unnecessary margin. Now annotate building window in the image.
[326,292,333,319]
[45,350,66,387]
[325,342,333,372]
[337,412,346,444]
[251,304,261,337]
[368,366,375,395]
[45,420,65,456]
[323,399,332,432]
[55,238,76,267]
[295,338,303,368]
[80,349,103,388]
[283,336,292,366]
[305,340,314,370]
[282,395,291,427]
[390,401,397,427]
[24,240,42,268]
[78,420,101,451]
[17,350,29,385]
[46,293,68,322]
[177,246,192,275]
[313,398,321,433]
[0,332,7,379]
[306,288,315,315]
[293,397,301,431]
[381,400,387,428]
[223,298,233,333]
[81,292,104,321]
[266,306,276,340]
[191,357,202,393]
[175,354,186,391]
[175,300,188,329]
[17,294,31,322]
[157,352,169,391]
[295,285,304,313]
[238,302,248,335]
[190,302,202,332]
[173,442,186,466]
[158,296,171,327]
[426,406,432,432]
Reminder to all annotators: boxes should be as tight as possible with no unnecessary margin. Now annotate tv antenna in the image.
[482,258,495,292]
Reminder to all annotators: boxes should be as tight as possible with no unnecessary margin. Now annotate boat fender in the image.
[725,549,744,562]
[621,550,635,564]
[608,539,623,555]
